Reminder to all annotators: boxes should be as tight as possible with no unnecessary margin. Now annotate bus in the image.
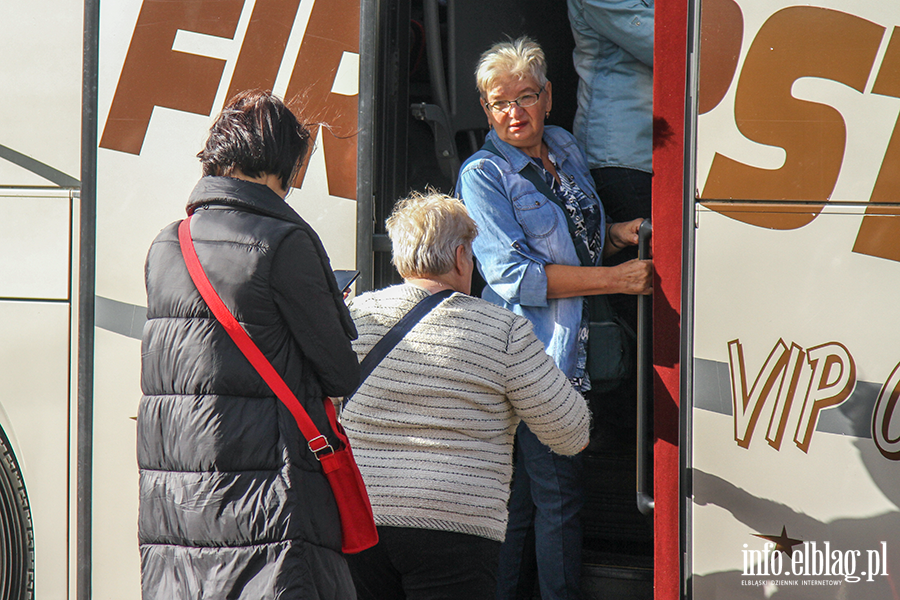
[680,0,900,598]
[2,0,898,599]
[1,1,359,598]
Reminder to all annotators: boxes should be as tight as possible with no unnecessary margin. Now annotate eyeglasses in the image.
[484,86,545,113]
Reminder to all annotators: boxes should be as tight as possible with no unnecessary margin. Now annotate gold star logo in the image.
[752,526,803,557]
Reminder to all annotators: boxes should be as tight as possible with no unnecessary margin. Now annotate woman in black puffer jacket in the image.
[138,90,361,599]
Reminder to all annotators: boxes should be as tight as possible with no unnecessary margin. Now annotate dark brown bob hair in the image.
[197,90,311,191]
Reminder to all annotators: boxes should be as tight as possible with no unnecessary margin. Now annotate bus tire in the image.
[0,427,34,600]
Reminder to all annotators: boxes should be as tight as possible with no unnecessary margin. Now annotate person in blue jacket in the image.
[456,37,652,600]
[568,0,654,225]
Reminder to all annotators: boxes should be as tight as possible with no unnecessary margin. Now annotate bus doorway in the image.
[361,1,656,596]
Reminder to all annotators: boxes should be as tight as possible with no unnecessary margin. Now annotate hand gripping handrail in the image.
[636,219,655,516]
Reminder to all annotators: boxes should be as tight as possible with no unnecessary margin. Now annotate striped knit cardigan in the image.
[343,284,590,542]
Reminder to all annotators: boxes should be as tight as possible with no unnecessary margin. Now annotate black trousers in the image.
[346,526,501,600]
[590,166,652,224]
[591,166,652,328]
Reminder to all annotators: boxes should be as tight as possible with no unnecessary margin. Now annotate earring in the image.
[545,111,550,120]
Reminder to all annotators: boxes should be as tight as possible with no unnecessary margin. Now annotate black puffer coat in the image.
[138,176,361,599]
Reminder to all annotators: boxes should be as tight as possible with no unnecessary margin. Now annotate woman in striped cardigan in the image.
[342,191,590,600]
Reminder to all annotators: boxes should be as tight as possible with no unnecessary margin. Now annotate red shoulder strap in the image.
[177,216,333,458]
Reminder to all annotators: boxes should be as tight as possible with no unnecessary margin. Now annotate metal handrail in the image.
[636,219,655,515]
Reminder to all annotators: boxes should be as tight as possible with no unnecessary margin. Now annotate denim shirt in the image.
[568,0,654,173]
[457,126,606,379]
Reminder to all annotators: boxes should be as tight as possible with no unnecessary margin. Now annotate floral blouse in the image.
[531,150,605,392]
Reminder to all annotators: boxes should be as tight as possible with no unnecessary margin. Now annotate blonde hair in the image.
[386,190,478,278]
[475,36,548,97]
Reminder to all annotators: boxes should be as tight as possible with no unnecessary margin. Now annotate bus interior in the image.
[365,1,655,596]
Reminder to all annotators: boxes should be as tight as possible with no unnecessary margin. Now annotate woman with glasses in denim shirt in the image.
[456,36,652,600]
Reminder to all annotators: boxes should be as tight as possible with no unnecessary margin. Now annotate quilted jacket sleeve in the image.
[271,228,361,397]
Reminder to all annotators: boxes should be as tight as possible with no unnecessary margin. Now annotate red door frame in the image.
[652,0,689,598]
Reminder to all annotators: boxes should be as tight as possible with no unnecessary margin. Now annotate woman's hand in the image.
[604,218,647,257]
[612,258,653,295]
[545,258,653,298]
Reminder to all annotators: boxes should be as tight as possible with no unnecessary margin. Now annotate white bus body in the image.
[0,1,361,598]
[688,0,900,596]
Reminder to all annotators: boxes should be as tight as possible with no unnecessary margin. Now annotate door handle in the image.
[636,219,654,516]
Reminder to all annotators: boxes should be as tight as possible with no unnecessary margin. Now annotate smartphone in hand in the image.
[334,269,360,294]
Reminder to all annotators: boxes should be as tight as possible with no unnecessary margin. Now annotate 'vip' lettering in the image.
[728,339,856,452]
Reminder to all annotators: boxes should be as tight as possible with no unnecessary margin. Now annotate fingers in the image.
[619,258,653,295]
[612,218,647,247]
[638,259,653,295]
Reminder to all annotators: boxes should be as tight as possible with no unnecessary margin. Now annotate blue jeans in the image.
[496,422,585,600]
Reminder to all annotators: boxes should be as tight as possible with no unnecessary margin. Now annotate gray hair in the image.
[474,36,548,97]
[386,190,478,279]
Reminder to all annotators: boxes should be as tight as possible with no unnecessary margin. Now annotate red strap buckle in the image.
[308,435,334,461]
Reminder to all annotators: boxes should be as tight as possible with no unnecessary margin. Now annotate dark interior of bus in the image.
[366,1,654,597]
